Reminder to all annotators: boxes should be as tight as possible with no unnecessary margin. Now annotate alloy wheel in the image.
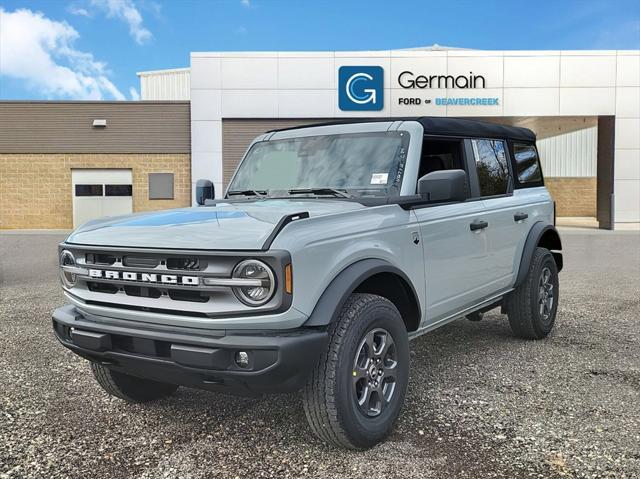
[352,328,398,417]
[538,266,555,322]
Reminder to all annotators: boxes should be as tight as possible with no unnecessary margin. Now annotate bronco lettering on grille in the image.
[88,269,199,286]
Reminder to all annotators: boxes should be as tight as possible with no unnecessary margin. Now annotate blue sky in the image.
[1,0,639,100]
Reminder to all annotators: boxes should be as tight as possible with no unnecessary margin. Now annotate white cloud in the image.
[234,26,247,35]
[90,0,152,44]
[68,6,91,17]
[0,8,125,100]
[129,86,140,100]
[240,0,251,8]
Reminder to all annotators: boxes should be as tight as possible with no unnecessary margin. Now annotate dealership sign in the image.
[398,71,486,89]
[338,66,384,111]
[338,66,499,111]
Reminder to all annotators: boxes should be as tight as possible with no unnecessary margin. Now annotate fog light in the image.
[235,351,250,368]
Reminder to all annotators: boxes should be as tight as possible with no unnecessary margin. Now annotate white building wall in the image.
[138,68,190,100]
[189,49,640,226]
[614,53,640,224]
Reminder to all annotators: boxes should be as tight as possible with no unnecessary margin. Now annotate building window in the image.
[513,143,543,184]
[471,139,510,197]
[149,173,174,200]
[105,184,133,196]
[75,184,103,196]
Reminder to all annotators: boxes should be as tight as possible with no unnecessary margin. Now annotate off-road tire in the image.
[302,293,409,449]
[507,247,559,339]
[90,363,178,403]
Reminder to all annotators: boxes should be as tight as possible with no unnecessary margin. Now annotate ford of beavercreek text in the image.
[53,117,562,449]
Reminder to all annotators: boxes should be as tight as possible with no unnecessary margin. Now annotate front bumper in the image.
[52,305,328,395]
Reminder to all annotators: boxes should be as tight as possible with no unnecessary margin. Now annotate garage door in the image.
[72,169,133,227]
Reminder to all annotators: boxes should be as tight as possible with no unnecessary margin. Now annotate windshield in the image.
[227,131,410,197]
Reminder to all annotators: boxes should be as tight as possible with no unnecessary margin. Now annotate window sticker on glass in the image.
[370,173,389,185]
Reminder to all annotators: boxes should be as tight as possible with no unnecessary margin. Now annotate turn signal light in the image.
[285,263,293,294]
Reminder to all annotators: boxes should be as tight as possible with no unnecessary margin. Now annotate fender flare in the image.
[514,222,563,289]
[303,258,421,328]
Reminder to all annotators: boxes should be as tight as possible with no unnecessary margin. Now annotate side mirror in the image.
[195,179,215,206]
[417,169,468,203]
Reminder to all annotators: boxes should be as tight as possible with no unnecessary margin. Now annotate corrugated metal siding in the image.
[537,126,597,177]
[222,119,323,187]
[0,102,190,153]
[139,69,190,100]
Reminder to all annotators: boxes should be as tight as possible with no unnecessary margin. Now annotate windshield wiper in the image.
[287,188,353,198]
[227,189,268,198]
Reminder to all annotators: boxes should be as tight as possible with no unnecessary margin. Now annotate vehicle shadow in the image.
[134,313,519,442]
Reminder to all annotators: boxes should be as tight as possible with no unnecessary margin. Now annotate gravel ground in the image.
[1,229,639,478]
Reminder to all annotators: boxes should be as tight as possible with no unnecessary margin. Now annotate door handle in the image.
[514,212,529,222]
[470,220,489,231]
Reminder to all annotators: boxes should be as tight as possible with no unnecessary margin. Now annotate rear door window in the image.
[471,139,510,197]
[513,143,543,184]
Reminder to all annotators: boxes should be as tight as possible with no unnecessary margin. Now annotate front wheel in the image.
[302,293,409,449]
[507,247,559,339]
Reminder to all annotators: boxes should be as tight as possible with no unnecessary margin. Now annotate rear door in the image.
[466,138,524,292]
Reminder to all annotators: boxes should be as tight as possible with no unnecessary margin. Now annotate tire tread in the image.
[507,247,557,340]
[302,293,400,449]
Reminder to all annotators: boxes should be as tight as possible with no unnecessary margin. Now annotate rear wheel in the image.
[302,293,409,449]
[507,247,559,339]
[90,363,178,403]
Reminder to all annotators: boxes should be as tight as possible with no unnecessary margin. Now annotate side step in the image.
[464,299,505,321]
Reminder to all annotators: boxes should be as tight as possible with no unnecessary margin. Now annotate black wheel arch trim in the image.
[303,258,422,330]
[514,222,563,289]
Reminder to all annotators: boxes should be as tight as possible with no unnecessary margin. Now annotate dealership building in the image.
[1,46,639,230]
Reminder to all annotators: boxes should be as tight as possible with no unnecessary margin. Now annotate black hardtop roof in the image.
[268,117,536,142]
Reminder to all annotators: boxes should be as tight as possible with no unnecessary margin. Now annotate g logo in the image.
[339,66,384,111]
[346,72,377,105]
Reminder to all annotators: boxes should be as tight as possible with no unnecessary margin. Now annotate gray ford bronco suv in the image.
[53,117,562,449]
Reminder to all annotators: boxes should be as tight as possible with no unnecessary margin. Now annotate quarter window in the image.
[513,143,542,184]
[471,139,510,197]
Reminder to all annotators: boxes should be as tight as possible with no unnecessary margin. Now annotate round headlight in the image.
[59,250,77,288]
[232,259,275,306]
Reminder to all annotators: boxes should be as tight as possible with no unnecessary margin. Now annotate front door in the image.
[414,137,490,324]
[414,201,490,323]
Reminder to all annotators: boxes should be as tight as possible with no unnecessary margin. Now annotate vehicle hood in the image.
[66,199,365,250]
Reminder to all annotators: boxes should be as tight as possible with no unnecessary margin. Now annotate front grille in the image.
[86,253,116,265]
[68,246,241,307]
[123,285,162,299]
[76,251,225,303]
[61,244,287,317]
[168,289,209,303]
[87,282,119,294]
[123,256,160,268]
[167,257,200,271]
